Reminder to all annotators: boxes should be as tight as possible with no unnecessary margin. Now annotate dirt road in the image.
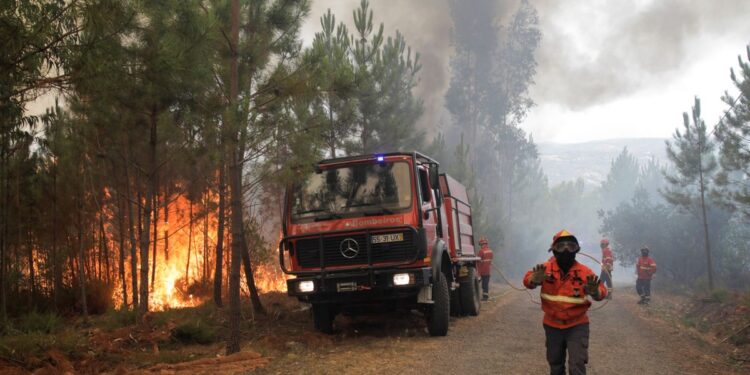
[248,286,747,375]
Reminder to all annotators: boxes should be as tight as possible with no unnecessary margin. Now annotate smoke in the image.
[305,0,750,134]
[532,0,750,110]
[304,0,454,135]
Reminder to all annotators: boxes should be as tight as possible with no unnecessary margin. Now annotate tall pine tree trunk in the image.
[163,188,169,262]
[203,193,209,284]
[77,195,89,322]
[214,159,225,307]
[26,224,34,310]
[100,214,111,284]
[117,194,128,307]
[698,162,714,290]
[228,144,243,353]
[52,170,62,311]
[186,200,193,284]
[26,199,35,309]
[151,190,158,290]
[138,111,158,323]
[241,244,264,315]
[328,99,336,158]
[227,0,242,354]
[0,134,6,321]
[125,161,138,309]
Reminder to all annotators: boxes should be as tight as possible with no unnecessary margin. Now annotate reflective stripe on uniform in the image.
[540,293,588,304]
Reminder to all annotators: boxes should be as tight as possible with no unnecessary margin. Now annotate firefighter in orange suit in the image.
[477,237,493,301]
[599,238,614,299]
[524,230,608,375]
[635,246,657,304]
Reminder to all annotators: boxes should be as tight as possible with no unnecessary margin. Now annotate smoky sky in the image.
[304,0,455,132]
[304,0,522,133]
[304,0,750,129]
[534,0,750,110]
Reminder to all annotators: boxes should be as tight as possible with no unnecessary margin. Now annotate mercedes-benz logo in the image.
[339,238,360,259]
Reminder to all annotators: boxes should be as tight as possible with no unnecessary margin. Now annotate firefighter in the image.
[635,246,657,305]
[524,230,608,375]
[477,237,493,301]
[599,238,614,299]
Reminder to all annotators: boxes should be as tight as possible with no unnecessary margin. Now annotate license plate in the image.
[371,233,404,244]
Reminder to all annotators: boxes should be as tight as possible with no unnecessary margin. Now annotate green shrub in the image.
[709,288,730,303]
[85,279,114,314]
[17,312,63,334]
[0,331,84,363]
[98,308,137,330]
[171,320,217,345]
[741,291,750,307]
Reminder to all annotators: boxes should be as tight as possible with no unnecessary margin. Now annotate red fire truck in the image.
[279,152,481,336]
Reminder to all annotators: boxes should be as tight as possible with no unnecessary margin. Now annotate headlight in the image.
[297,280,315,293]
[393,273,413,286]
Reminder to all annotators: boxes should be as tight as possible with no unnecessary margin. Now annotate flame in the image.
[112,193,208,310]
[253,230,287,294]
[253,263,287,293]
[111,192,287,311]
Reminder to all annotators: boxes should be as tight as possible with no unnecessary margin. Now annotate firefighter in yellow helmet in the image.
[524,230,608,375]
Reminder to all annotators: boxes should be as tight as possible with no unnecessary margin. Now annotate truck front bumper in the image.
[287,267,432,303]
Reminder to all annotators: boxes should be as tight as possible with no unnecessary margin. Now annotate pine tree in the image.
[219,0,312,354]
[444,0,540,253]
[638,157,666,202]
[68,0,216,321]
[663,97,717,290]
[715,45,750,217]
[369,31,424,153]
[601,147,640,210]
[308,9,356,158]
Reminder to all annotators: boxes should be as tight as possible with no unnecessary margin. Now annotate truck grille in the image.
[295,230,417,268]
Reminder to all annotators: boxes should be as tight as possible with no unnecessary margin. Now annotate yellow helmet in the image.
[551,229,578,246]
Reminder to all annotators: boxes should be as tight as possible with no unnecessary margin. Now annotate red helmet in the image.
[600,238,609,246]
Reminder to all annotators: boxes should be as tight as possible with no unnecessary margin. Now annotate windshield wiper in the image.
[313,212,343,221]
[295,208,329,215]
[363,207,395,216]
[343,203,395,216]
[295,208,342,221]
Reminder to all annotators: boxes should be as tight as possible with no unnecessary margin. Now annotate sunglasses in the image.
[553,241,579,252]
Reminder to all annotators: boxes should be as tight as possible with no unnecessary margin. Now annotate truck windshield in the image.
[291,161,413,223]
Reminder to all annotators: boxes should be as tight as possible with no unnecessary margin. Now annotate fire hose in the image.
[489,251,612,311]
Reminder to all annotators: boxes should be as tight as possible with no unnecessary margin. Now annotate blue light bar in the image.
[376,156,384,162]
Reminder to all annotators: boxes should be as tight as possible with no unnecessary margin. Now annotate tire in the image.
[427,271,450,336]
[460,266,480,316]
[312,303,335,334]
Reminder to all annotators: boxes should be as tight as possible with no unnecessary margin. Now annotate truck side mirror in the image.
[429,164,439,188]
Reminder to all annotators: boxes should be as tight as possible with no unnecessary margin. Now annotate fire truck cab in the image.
[279,152,481,336]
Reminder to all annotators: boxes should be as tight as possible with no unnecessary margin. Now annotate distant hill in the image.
[537,138,668,187]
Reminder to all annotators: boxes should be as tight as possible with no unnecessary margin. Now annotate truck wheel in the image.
[312,303,335,334]
[427,271,450,336]
[460,266,480,316]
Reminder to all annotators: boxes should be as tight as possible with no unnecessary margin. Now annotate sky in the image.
[28,1,750,145]
[300,0,750,143]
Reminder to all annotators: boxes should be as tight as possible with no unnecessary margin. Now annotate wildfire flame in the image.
[112,192,286,311]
